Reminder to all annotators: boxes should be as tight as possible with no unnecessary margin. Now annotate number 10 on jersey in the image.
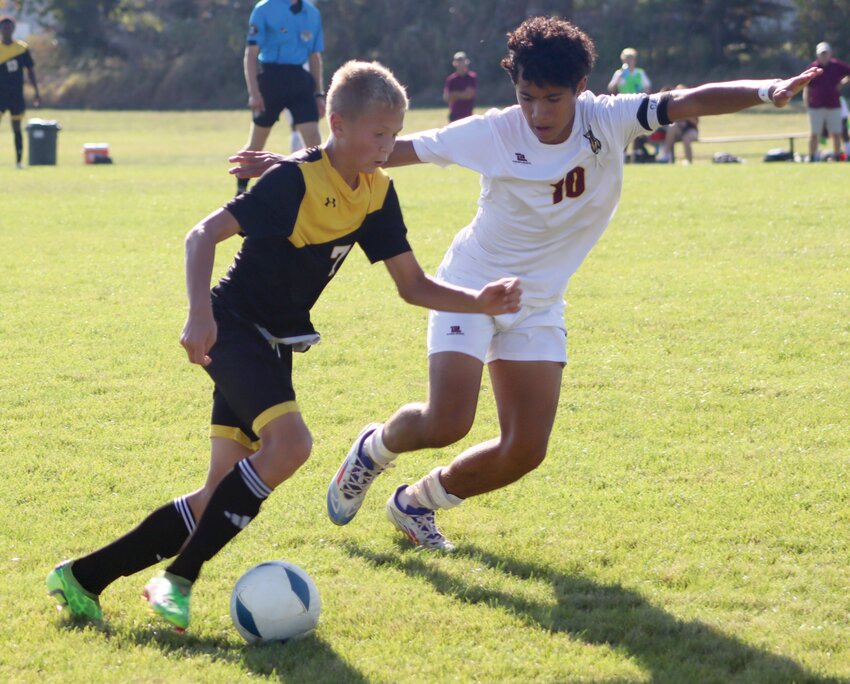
[550,166,586,204]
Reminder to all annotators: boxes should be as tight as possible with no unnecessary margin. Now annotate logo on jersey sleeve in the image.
[512,152,531,165]
[583,127,602,154]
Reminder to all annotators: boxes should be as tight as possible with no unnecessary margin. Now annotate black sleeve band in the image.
[637,96,650,131]
[657,93,672,126]
[638,93,674,131]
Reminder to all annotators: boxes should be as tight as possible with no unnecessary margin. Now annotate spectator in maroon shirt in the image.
[804,42,850,161]
[443,51,477,122]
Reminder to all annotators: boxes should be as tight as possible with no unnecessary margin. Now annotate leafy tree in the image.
[793,0,850,61]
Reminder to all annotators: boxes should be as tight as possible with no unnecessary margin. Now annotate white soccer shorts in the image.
[427,300,567,364]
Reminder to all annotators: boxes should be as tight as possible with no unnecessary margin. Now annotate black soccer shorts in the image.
[254,63,319,128]
[0,92,25,120]
[206,303,299,449]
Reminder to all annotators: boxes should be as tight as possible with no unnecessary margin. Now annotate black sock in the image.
[71,497,196,595]
[14,129,23,163]
[166,460,271,583]
[236,177,249,195]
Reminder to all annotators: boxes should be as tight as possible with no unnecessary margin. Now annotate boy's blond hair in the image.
[327,60,409,118]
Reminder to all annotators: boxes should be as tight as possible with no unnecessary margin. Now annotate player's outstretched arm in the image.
[383,139,424,167]
[228,150,286,179]
[384,252,521,315]
[228,137,425,178]
[666,66,822,122]
[181,208,242,366]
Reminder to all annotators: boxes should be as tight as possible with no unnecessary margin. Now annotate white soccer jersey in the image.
[411,92,655,306]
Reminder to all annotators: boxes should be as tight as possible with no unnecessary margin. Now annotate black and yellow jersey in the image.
[214,147,412,338]
[0,40,33,97]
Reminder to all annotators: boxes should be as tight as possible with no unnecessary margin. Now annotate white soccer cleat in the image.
[327,422,392,525]
[386,485,455,552]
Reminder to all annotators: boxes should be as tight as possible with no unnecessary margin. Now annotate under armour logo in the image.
[447,325,464,336]
[583,127,602,154]
[325,197,337,208]
[224,511,252,529]
[513,152,531,165]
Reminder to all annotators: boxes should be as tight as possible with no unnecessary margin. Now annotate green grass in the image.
[0,107,848,683]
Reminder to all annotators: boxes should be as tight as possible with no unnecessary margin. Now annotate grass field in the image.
[0,107,848,683]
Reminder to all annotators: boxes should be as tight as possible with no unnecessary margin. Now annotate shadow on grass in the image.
[342,541,841,684]
[58,615,368,683]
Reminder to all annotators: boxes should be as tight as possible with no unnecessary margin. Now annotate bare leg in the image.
[809,133,819,160]
[185,437,253,523]
[682,129,698,164]
[295,121,321,148]
[161,412,311,585]
[382,352,484,454]
[244,122,273,152]
[831,133,842,158]
[664,127,677,163]
[440,360,563,498]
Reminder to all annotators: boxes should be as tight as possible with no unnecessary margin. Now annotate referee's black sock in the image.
[14,129,23,163]
[166,459,271,583]
[71,497,196,595]
[236,177,249,195]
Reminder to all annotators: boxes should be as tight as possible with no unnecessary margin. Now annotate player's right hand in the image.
[181,314,217,366]
[228,150,287,178]
[477,277,522,315]
[248,93,265,114]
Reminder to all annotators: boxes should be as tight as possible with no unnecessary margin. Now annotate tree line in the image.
[12,0,850,109]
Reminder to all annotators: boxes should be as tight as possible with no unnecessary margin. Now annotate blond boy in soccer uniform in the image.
[47,61,520,630]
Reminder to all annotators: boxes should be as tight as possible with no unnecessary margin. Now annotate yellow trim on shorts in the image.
[252,400,300,435]
[210,425,261,451]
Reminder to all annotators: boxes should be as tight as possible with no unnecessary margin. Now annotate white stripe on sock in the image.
[174,496,196,534]
[237,460,272,499]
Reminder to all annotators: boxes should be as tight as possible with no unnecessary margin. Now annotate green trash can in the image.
[26,119,61,166]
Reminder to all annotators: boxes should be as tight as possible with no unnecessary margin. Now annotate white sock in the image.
[364,426,397,466]
[400,467,463,511]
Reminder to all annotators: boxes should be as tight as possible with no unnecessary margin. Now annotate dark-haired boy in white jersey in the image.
[232,18,820,551]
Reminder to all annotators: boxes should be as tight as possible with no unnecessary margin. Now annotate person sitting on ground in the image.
[659,84,699,164]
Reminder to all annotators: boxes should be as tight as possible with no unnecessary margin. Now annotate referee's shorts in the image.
[0,91,26,121]
[254,63,319,128]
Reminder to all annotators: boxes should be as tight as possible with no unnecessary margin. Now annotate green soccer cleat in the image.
[143,572,192,632]
[46,561,103,621]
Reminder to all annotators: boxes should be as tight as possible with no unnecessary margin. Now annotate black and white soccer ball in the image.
[230,560,321,643]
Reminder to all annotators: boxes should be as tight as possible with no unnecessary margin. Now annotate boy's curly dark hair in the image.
[500,17,596,92]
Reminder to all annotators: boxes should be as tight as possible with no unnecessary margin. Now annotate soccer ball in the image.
[230,560,321,644]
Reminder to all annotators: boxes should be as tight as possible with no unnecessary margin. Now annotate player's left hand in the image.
[477,277,522,315]
[770,66,822,107]
[228,150,287,178]
[32,95,41,108]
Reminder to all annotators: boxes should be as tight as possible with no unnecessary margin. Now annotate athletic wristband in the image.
[758,81,778,103]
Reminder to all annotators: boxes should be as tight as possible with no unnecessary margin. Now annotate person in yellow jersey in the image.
[0,16,40,168]
[47,60,522,632]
